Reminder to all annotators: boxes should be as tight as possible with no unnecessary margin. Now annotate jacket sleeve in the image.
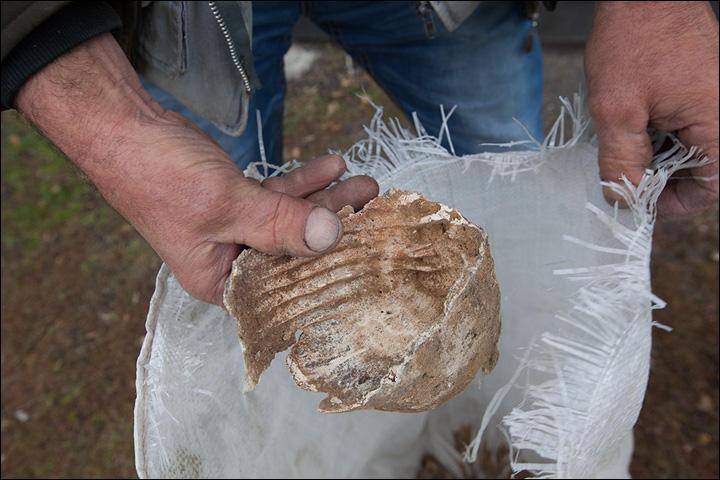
[1,1,122,110]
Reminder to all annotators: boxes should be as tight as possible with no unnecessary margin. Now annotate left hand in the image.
[584,1,719,220]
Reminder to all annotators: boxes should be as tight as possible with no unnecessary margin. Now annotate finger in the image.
[656,122,719,219]
[597,130,653,208]
[590,100,653,207]
[222,181,343,255]
[655,162,719,220]
[261,154,347,198]
[306,175,380,212]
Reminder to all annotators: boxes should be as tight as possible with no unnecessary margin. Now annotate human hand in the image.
[117,111,378,306]
[584,1,719,220]
[14,33,378,306]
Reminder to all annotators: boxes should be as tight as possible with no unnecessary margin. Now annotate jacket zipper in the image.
[208,1,253,95]
[415,1,437,39]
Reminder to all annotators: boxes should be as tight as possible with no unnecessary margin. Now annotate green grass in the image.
[1,112,118,256]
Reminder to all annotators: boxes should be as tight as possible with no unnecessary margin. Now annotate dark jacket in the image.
[1,1,257,135]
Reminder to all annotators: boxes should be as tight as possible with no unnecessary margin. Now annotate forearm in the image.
[14,33,165,206]
[10,29,377,306]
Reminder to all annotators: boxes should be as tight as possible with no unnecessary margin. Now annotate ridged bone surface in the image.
[223,189,501,413]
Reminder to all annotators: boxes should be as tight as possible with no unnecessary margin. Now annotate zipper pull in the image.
[525,11,539,53]
[415,1,437,39]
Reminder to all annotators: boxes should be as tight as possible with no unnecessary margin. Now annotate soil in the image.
[1,41,718,479]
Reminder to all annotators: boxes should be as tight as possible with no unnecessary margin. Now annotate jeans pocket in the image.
[135,1,188,79]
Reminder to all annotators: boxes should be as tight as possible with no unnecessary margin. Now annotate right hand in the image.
[107,109,378,306]
[13,33,379,307]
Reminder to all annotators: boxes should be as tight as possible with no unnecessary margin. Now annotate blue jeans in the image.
[141,1,543,170]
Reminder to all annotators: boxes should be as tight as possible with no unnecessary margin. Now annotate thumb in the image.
[224,181,343,256]
[593,112,654,208]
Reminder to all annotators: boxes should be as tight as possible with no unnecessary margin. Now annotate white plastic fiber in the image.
[134,94,711,478]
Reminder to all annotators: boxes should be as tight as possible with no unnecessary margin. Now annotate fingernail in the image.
[304,207,341,252]
[602,185,630,209]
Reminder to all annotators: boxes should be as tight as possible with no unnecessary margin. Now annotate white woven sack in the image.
[134,95,709,478]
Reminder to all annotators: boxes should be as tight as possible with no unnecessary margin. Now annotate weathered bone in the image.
[223,189,501,413]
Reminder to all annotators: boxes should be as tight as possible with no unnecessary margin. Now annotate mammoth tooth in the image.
[223,189,501,413]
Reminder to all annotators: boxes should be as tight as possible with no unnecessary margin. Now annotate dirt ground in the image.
[1,41,718,479]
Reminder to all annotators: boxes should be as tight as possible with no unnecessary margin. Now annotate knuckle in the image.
[266,193,306,252]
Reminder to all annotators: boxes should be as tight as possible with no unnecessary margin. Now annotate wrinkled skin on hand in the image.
[14,33,378,307]
[120,110,379,306]
[585,1,719,220]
